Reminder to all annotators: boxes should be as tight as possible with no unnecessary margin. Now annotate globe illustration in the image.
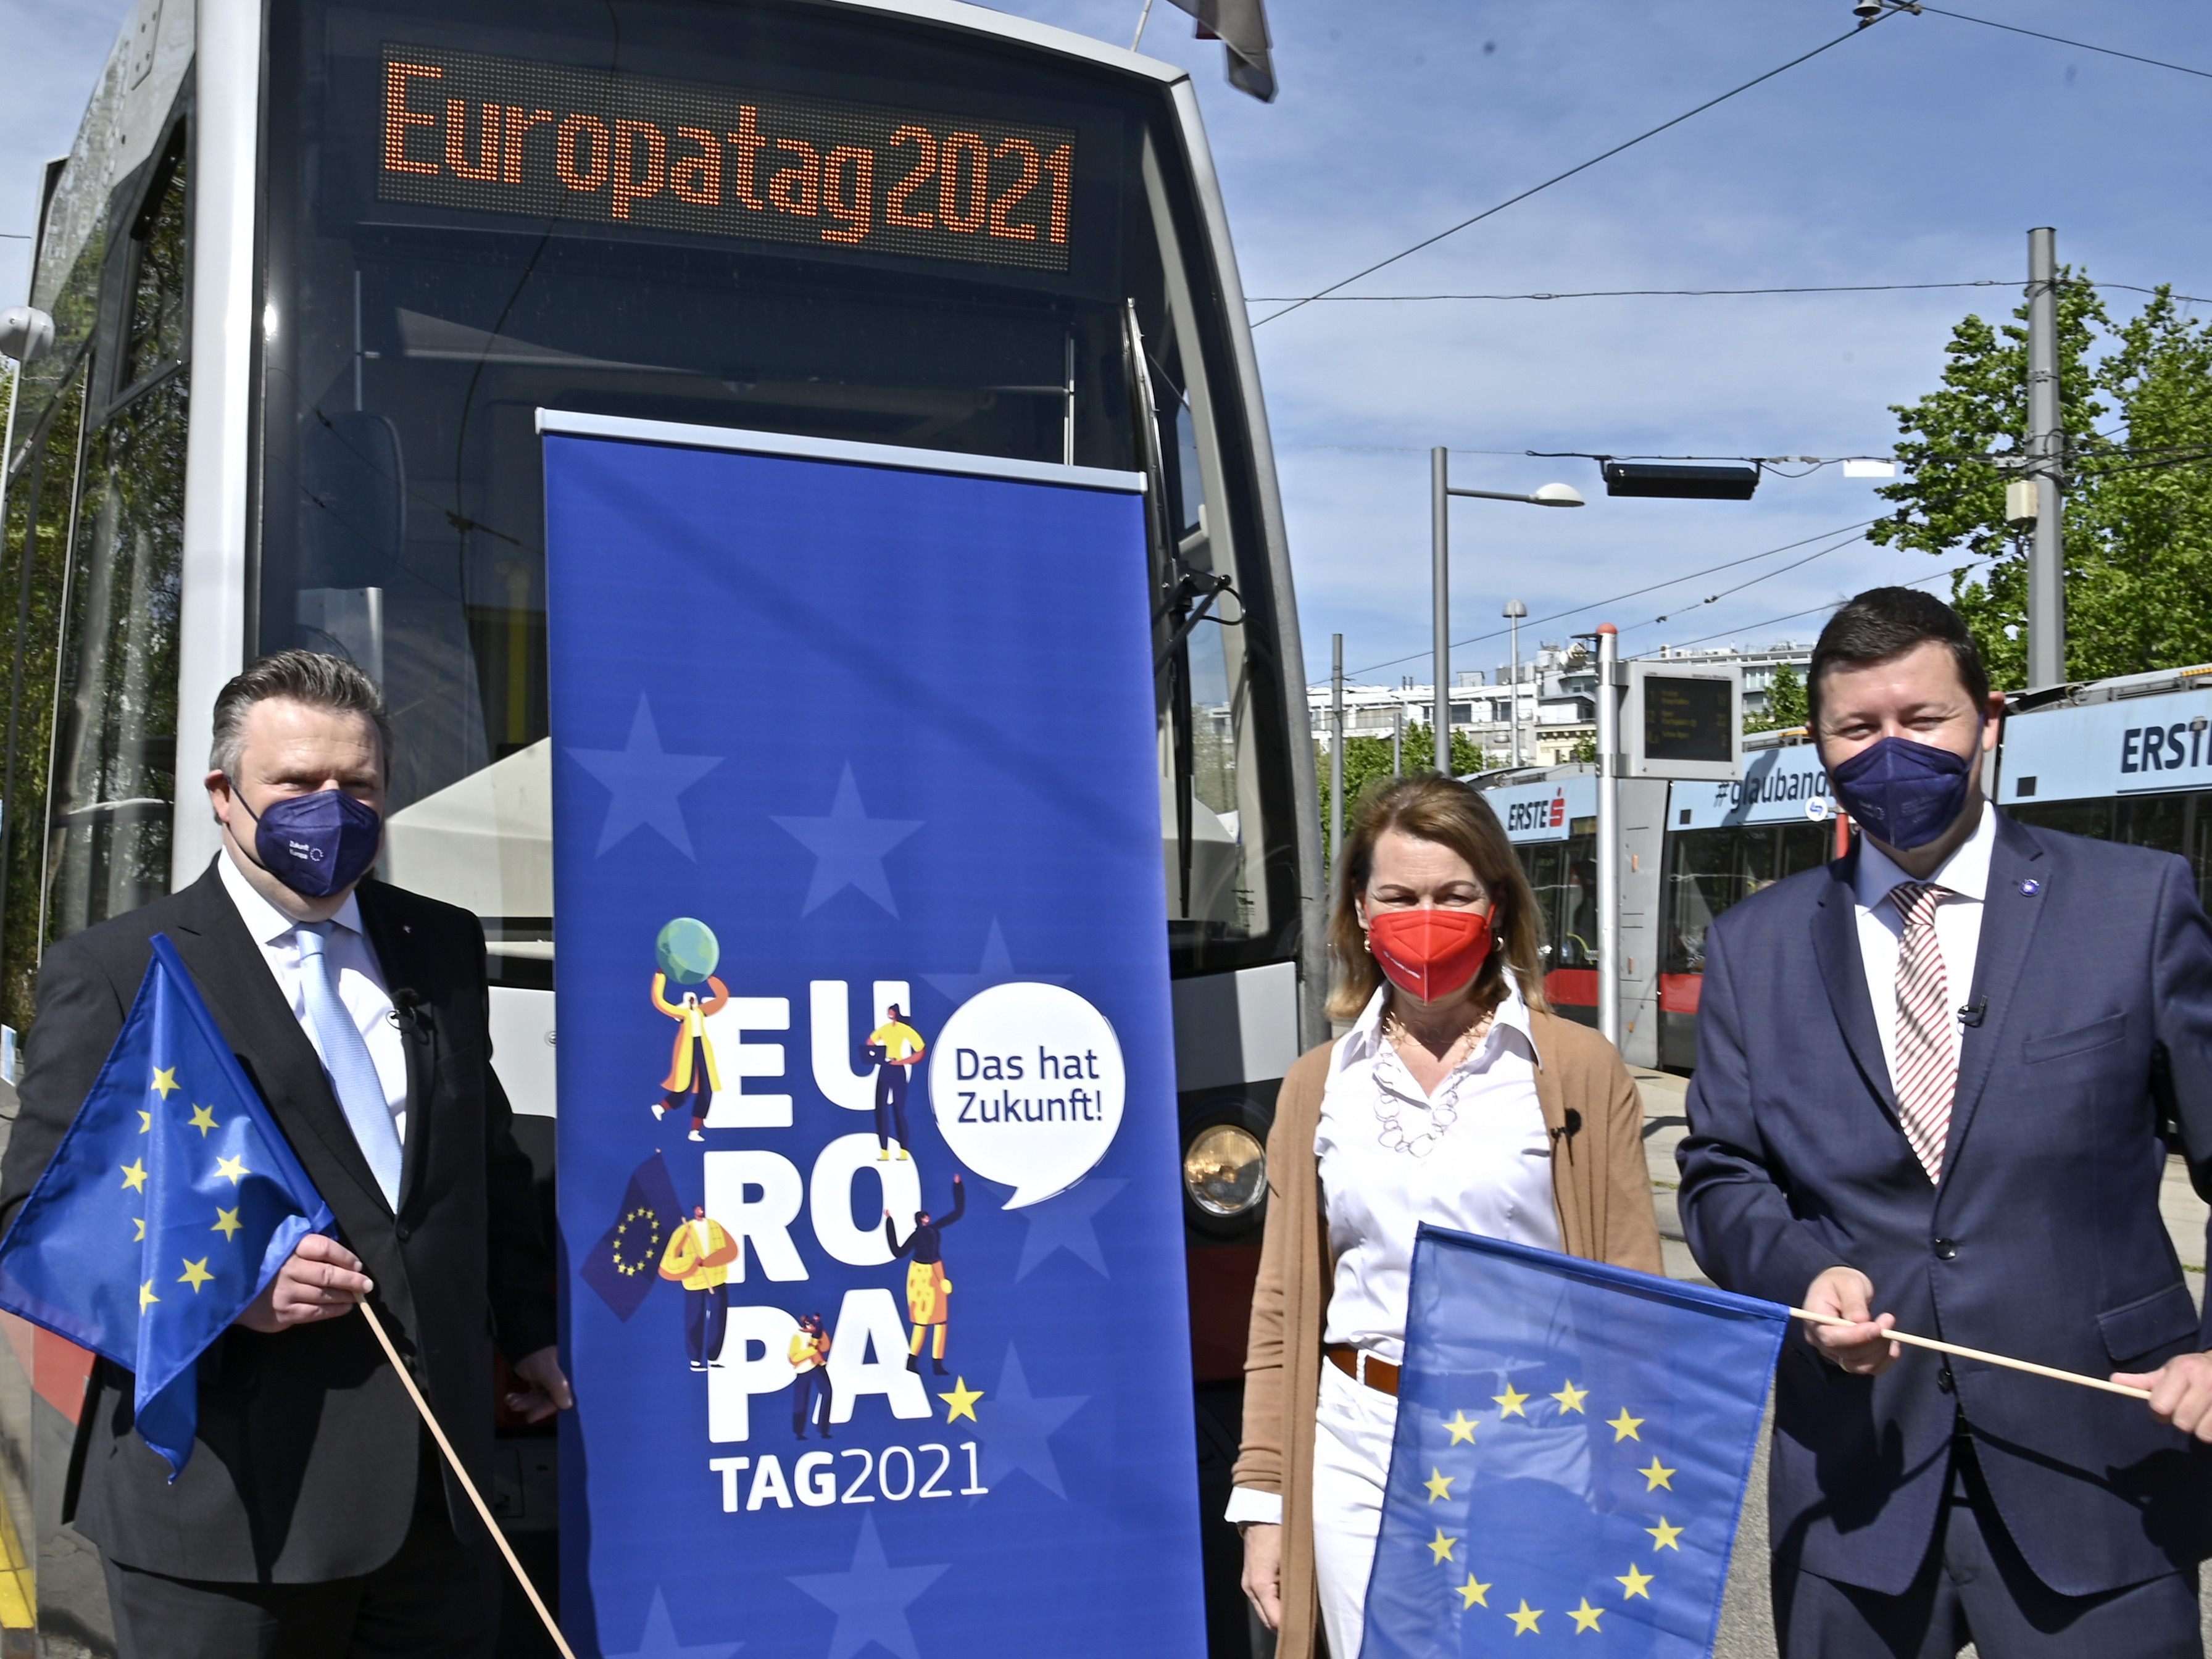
[655,917,720,984]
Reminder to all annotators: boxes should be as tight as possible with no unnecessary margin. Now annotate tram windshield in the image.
[257,0,1296,976]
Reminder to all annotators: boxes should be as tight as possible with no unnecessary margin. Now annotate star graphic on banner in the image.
[788,1513,948,1659]
[1617,1563,1655,1600]
[1493,1382,1529,1419]
[215,1155,248,1185]
[1508,1600,1542,1635]
[1013,1178,1126,1280]
[1443,1410,1478,1445]
[571,695,723,859]
[1569,1599,1605,1633]
[1424,1468,1453,1503]
[938,1378,984,1424]
[212,1207,243,1241]
[151,1066,179,1098]
[976,1345,1087,1498]
[1550,1379,1587,1415]
[605,1587,742,1659]
[1646,1517,1683,1552]
[1427,1528,1458,1565]
[188,1104,218,1136]
[773,765,921,917]
[120,1160,148,1193]
[1607,1408,1644,1442]
[1457,1573,1491,1610]
[178,1258,214,1293]
[1639,1457,1676,1492]
[924,919,1069,1004]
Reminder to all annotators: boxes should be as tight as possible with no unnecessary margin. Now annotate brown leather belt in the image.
[1326,1345,1400,1397]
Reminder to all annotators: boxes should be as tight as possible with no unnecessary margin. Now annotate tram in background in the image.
[0,1,1322,1649]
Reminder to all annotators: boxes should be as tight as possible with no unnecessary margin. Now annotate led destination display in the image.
[378,46,1076,270]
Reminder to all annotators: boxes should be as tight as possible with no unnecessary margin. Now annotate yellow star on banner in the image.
[132,1218,146,1242]
[138,1110,152,1134]
[1607,1408,1644,1442]
[120,1159,148,1193]
[1428,1528,1458,1565]
[1457,1573,1492,1609]
[1640,1457,1676,1492]
[1617,1563,1655,1600]
[938,1378,983,1423]
[1647,1517,1684,1552]
[188,1104,218,1136]
[1551,1379,1588,1415]
[151,1066,180,1098]
[178,1258,214,1293]
[1424,1468,1454,1503]
[1444,1410,1478,1445]
[138,1280,159,1312]
[1508,1600,1542,1636]
[213,1207,243,1241]
[1493,1382,1529,1419]
[1570,1599,1604,1633]
[214,1155,248,1185]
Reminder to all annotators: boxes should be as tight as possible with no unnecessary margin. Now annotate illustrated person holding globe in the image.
[650,917,726,1142]
[884,1173,965,1374]
[863,1002,928,1161]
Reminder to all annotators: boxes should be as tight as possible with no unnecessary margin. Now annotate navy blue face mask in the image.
[229,783,383,897]
[1829,731,1979,850]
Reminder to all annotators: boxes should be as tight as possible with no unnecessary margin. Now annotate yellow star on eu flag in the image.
[1443,1410,1478,1445]
[1640,1457,1676,1492]
[1493,1382,1529,1418]
[178,1258,214,1293]
[1508,1599,1542,1635]
[151,1066,180,1098]
[1427,1528,1458,1565]
[214,1155,248,1185]
[938,1378,983,1423]
[1647,1517,1683,1551]
[213,1207,243,1241]
[138,1280,159,1312]
[120,1159,148,1193]
[1618,1562,1655,1600]
[1607,1407,1644,1442]
[188,1104,219,1136]
[1457,1573,1491,1609]
[132,1218,146,1242]
[138,1110,152,1134]
[1570,1598,1604,1632]
[1424,1468,1454,1502]
[1550,1379,1588,1414]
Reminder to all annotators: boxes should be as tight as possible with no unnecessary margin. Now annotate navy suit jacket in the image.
[1678,810,2212,1597]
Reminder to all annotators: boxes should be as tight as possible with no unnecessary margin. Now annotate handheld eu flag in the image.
[1362,1225,1786,1657]
[0,934,333,1475]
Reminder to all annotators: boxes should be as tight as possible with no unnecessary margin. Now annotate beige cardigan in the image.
[1232,1012,1664,1659]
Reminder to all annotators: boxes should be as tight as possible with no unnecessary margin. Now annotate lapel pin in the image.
[2018,879,2040,896]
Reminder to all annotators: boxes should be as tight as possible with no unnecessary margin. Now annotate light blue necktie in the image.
[297,921,404,1208]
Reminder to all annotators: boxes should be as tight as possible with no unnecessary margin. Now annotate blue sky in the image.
[6,1,2206,689]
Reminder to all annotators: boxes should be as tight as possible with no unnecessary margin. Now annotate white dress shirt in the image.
[219,851,410,1145]
[1853,800,1997,1094]
[1226,973,1561,1528]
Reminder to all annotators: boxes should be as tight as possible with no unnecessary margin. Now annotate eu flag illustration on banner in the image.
[580,1150,684,1321]
[0,934,333,1474]
[1363,1225,1787,1657]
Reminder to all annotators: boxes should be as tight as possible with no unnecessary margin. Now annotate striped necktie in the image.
[1888,881,1956,1182]
[297,921,404,1208]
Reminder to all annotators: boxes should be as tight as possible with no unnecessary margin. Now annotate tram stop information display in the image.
[541,413,1207,1657]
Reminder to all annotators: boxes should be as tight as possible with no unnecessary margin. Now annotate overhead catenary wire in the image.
[1631,559,1992,653]
[1245,279,2212,307]
[1250,17,1889,328]
[1911,4,2212,83]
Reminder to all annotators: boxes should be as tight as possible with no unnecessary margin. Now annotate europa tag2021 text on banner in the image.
[542,418,1205,1657]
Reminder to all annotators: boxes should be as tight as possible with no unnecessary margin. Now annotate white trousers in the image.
[1312,1360,1399,1659]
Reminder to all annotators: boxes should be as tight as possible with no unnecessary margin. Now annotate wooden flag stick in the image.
[1789,1307,2152,1401]
[359,1302,579,1659]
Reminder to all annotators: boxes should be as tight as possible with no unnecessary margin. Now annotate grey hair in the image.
[209,651,392,778]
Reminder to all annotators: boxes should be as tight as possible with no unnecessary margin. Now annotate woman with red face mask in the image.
[1229,775,1662,1659]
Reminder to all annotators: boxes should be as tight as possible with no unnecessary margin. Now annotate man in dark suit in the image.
[1679,588,2212,1656]
[0,651,570,1658]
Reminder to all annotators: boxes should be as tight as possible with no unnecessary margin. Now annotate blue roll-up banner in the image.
[541,413,1207,1656]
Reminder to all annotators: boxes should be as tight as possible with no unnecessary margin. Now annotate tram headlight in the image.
[1183,1123,1266,1220]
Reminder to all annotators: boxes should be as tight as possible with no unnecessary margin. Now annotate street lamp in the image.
[1430,449,1582,772]
[1502,599,1529,767]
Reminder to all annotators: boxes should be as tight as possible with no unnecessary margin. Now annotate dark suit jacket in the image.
[0,861,555,1583]
[1677,811,2212,1598]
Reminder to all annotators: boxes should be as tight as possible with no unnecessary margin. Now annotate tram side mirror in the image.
[1,307,56,364]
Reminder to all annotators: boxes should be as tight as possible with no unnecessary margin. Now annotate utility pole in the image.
[1329,633,1345,883]
[1431,449,1451,768]
[2026,226,2066,688]
[1595,624,1621,1048]
[1391,702,1403,777]
[1503,599,1528,767]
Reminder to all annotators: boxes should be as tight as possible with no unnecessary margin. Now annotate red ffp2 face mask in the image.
[1366,907,1495,1003]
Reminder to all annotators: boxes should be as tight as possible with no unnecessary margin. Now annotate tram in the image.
[0,1,1321,1649]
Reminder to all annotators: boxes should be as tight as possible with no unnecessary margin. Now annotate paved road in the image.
[1632,1068,2212,1657]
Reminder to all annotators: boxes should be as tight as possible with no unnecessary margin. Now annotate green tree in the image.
[1745,660,1808,733]
[1870,275,2212,688]
[1315,726,1490,869]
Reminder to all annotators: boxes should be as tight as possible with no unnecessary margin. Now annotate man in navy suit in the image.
[1679,588,2212,1656]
